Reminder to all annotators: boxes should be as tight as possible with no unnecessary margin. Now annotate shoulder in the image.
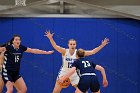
[20,45,27,51]
[20,45,27,48]
[5,44,12,49]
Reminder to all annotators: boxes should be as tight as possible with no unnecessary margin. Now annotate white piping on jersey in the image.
[3,72,7,76]
[3,68,7,72]
[80,73,96,76]
[4,77,8,80]
[4,61,6,65]
[2,64,5,69]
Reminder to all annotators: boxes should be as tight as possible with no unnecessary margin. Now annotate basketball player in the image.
[0,42,11,93]
[0,49,4,93]
[59,48,108,93]
[0,35,54,93]
[45,31,109,93]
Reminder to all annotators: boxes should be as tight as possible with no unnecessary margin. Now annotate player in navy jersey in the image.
[0,35,54,93]
[59,48,108,93]
[0,42,11,93]
[0,41,21,93]
[45,31,109,93]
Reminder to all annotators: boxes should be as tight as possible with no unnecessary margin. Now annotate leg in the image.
[0,76,4,93]
[14,77,27,93]
[52,81,62,93]
[5,81,14,93]
[75,88,83,93]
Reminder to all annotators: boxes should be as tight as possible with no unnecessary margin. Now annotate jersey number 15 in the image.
[15,55,20,63]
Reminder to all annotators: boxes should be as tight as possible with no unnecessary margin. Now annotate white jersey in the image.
[62,49,77,70]
[57,49,79,86]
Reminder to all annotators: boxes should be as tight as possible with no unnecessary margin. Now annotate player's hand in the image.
[46,50,54,54]
[101,38,109,46]
[44,31,54,40]
[58,76,70,88]
[103,79,108,87]
[58,76,65,83]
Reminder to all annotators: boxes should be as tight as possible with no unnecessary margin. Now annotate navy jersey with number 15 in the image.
[3,45,27,71]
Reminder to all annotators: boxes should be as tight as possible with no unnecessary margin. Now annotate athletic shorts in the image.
[2,69,21,84]
[57,67,79,86]
[78,75,100,92]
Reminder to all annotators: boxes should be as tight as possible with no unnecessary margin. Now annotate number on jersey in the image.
[15,55,19,63]
[82,61,91,68]
[68,62,72,68]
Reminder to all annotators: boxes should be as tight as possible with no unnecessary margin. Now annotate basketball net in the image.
[15,0,26,6]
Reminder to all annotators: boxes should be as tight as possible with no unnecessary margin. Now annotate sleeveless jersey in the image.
[62,49,77,70]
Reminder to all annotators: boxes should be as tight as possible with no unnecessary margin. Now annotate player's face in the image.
[13,37,21,47]
[68,41,76,50]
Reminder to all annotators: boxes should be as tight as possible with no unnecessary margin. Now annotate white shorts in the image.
[57,67,79,86]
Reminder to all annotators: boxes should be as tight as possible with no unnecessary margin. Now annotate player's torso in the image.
[77,58,95,75]
[62,49,77,70]
[3,45,24,71]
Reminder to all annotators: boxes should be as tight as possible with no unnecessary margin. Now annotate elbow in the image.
[100,66,105,72]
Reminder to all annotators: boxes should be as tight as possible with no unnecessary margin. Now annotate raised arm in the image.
[25,48,54,54]
[95,65,108,87]
[85,38,109,56]
[44,31,66,55]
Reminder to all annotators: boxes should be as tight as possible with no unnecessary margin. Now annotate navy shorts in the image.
[2,69,21,84]
[78,75,100,92]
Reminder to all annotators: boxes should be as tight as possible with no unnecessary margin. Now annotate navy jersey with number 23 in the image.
[72,57,96,75]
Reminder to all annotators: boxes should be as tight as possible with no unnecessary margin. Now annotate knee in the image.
[17,86,27,93]
[22,86,27,93]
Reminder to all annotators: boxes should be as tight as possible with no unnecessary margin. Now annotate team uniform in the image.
[58,49,79,86]
[2,44,27,83]
[72,57,100,92]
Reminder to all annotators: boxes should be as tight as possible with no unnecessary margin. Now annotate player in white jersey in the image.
[58,49,79,86]
[45,31,109,93]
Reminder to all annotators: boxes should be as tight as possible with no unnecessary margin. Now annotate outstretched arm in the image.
[59,67,76,82]
[25,48,54,54]
[44,31,66,55]
[95,65,108,87]
[85,38,109,56]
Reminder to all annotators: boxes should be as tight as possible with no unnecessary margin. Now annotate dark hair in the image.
[68,39,76,44]
[10,34,21,44]
[76,48,85,58]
